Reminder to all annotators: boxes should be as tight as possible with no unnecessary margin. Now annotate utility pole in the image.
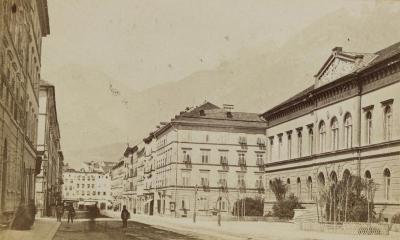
[218,196,222,226]
[193,184,198,223]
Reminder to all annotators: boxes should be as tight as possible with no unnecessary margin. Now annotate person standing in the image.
[56,204,63,222]
[67,204,75,223]
[121,205,130,228]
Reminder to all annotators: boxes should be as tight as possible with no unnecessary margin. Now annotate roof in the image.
[262,42,400,118]
[368,41,400,66]
[153,102,266,137]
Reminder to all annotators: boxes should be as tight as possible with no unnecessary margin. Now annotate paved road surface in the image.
[53,220,233,240]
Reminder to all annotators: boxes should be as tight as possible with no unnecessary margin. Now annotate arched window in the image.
[331,117,339,150]
[330,171,338,184]
[308,128,314,155]
[344,113,353,148]
[365,170,372,180]
[286,178,291,193]
[342,169,351,182]
[306,176,313,200]
[319,121,326,153]
[384,106,392,141]
[317,172,325,189]
[296,177,301,199]
[383,168,391,201]
[366,111,373,144]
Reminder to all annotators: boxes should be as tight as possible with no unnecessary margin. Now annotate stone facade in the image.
[261,43,400,221]
[0,0,50,222]
[117,102,267,217]
[35,80,63,217]
[62,166,112,210]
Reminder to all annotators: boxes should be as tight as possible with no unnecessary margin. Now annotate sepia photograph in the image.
[1,0,400,239]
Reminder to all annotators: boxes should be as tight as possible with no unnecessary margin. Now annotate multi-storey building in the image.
[62,162,113,209]
[261,42,400,221]
[110,159,124,210]
[0,0,50,222]
[35,80,63,217]
[119,102,267,217]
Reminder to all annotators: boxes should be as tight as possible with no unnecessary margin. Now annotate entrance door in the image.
[149,200,154,216]
[157,199,161,214]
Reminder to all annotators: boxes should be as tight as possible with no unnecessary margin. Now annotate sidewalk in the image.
[103,210,400,240]
[0,217,60,240]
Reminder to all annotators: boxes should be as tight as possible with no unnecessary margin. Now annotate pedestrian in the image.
[87,203,99,231]
[27,199,37,227]
[67,204,75,223]
[120,205,130,228]
[56,204,63,222]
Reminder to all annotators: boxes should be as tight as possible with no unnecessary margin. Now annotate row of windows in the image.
[64,191,108,197]
[269,102,395,161]
[180,171,264,189]
[271,168,393,202]
[182,150,265,166]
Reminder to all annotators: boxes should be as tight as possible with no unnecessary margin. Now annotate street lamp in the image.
[193,184,198,223]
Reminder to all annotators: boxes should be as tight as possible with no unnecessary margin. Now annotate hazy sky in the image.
[41,0,372,91]
[40,0,399,165]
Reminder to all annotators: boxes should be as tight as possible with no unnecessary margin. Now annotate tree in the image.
[269,178,303,219]
[232,197,263,216]
[323,174,376,223]
[272,194,304,219]
[269,178,287,201]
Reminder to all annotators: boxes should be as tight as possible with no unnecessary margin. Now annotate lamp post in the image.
[193,184,198,223]
[217,194,222,226]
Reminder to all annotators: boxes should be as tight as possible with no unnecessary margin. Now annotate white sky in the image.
[41,0,372,91]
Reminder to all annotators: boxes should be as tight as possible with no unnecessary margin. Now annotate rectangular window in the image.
[256,153,264,166]
[238,152,246,166]
[201,150,209,164]
[181,171,190,186]
[237,173,246,191]
[218,172,228,189]
[200,171,209,187]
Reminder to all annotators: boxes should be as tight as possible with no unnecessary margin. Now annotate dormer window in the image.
[199,109,205,116]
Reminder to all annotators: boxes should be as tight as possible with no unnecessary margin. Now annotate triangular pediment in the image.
[315,50,358,87]
[314,47,376,88]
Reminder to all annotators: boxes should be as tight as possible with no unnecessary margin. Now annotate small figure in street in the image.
[56,203,63,222]
[67,204,75,223]
[27,199,37,228]
[121,205,130,228]
[88,203,100,231]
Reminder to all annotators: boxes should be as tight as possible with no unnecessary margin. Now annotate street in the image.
[53,220,228,240]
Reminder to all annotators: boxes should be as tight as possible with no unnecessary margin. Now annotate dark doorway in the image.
[149,200,154,216]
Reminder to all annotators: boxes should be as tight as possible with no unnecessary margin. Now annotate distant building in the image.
[62,162,113,209]
[35,80,63,217]
[110,159,124,210]
[120,102,267,217]
[0,0,50,222]
[261,43,400,221]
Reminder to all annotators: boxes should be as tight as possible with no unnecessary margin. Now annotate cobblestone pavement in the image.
[52,220,235,240]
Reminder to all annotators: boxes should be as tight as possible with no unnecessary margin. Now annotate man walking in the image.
[67,204,75,223]
[121,205,130,228]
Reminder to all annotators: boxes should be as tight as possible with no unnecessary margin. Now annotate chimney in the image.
[223,104,234,118]
[332,47,342,55]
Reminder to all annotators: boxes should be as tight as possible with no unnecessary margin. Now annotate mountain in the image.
[46,5,400,167]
